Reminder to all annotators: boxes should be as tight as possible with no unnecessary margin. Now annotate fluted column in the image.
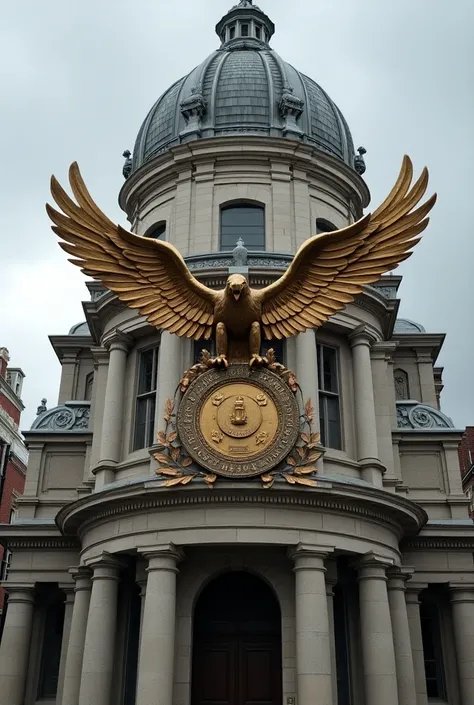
[387,568,417,705]
[78,557,121,705]
[56,584,76,705]
[0,585,35,705]
[450,584,474,705]
[356,553,398,705]
[135,545,183,705]
[405,583,428,705]
[96,331,131,488]
[289,544,334,705]
[60,568,92,705]
[349,326,385,486]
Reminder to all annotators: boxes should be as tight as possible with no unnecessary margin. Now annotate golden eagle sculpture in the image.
[47,156,436,366]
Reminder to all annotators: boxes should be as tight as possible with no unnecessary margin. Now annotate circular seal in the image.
[176,364,299,478]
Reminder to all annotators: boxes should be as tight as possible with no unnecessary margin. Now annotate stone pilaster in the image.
[415,351,437,408]
[152,333,182,473]
[371,342,398,483]
[135,545,184,705]
[58,352,79,404]
[355,553,398,705]
[95,331,131,488]
[289,544,334,705]
[349,326,385,486]
[88,347,109,473]
[78,557,121,705]
[449,584,474,705]
[387,567,417,705]
[296,331,323,470]
[405,583,428,705]
[0,585,35,705]
[60,567,92,705]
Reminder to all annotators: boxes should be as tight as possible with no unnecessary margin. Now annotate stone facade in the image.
[1,3,473,705]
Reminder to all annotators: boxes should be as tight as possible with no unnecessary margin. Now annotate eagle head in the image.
[226,273,248,302]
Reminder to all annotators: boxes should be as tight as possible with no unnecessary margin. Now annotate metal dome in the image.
[131,2,359,174]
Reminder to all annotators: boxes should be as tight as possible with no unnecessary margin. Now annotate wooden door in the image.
[192,572,282,705]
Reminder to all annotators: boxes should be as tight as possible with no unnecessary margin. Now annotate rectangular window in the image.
[255,25,261,39]
[241,23,249,36]
[220,204,265,251]
[1,550,11,581]
[317,343,342,449]
[420,602,447,699]
[229,25,235,39]
[133,347,159,450]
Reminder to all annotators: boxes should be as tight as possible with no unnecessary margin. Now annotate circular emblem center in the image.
[176,365,299,478]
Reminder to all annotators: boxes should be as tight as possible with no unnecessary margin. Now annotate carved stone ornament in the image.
[31,401,91,432]
[176,365,299,478]
[396,401,454,430]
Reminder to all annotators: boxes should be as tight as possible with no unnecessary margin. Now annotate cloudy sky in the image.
[1,0,473,430]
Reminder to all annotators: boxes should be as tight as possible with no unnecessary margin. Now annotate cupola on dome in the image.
[130,1,364,175]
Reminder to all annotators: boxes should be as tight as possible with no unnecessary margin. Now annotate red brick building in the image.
[0,348,28,614]
[458,426,474,518]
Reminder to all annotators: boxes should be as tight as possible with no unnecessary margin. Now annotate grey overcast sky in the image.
[1,0,473,429]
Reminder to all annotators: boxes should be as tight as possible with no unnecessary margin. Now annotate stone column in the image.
[96,331,131,488]
[296,331,323,471]
[88,347,109,473]
[405,583,428,705]
[135,545,183,705]
[387,568,417,705]
[154,332,182,429]
[56,584,76,705]
[58,352,79,403]
[0,585,35,705]
[371,342,398,482]
[60,568,92,705]
[356,553,398,705]
[78,557,121,705]
[349,326,385,486]
[325,559,338,705]
[289,544,334,705]
[449,584,474,705]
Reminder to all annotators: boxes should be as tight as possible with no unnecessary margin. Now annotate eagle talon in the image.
[210,355,228,369]
[249,354,268,368]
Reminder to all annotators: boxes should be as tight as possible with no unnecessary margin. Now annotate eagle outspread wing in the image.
[47,163,216,340]
[258,156,437,340]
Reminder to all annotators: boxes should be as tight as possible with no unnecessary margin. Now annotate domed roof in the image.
[131,1,361,174]
[394,318,426,334]
[68,321,91,336]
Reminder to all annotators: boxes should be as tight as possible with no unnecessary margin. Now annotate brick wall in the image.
[458,426,474,476]
[0,455,26,611]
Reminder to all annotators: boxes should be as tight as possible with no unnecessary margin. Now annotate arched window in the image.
[316,218,337,234]
[220,203,265,251]
[394,368,410,400]
[144,221,166,240]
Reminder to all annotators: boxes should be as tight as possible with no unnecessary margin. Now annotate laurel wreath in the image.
[153,397,322,489]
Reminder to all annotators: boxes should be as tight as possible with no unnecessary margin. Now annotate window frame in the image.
[316,218,337,234]
[420,600,447,700]
[144,221,166,240]
[132,346,159,452]
[219,201,266,251]
[317,342,342,450]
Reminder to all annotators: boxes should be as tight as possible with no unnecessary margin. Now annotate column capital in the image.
[449,583,474,604]
[138,543,184,573]
[91,346,109,367]
[102,329,133,353]
[387,565,414,591]
[69,566,93,591]
[288,543,334,570]
[354,551,394,581]
[325,557,338,594]
[4,584,35,604]
[86,553,124,581]
[348,324,379,348]
[405,581,428,603]
[371,341,398,362]
[59,582,76,601]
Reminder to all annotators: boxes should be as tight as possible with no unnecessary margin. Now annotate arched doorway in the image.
[192,571,282,705]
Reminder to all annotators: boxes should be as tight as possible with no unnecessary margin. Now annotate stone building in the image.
[0,347,27,617]
[458,427,474,517]
[0,2,473,705]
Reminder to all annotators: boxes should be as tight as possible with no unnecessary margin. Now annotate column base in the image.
[91,462,117,490]
[359,458,386,487]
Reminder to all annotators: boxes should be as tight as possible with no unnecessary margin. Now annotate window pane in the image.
[134,397,147,450]
[220,205,265,250]
[319,394,326,447]
[241,23,249,36]
[316,219,337,234]
[420,603,447,700]
[327,396,342,449]
[146,398,156,448]
[145,222,166,239]
[38,599,65,698]
[322,345,338,393]
[138,349,158,394]
[255,25,261,39]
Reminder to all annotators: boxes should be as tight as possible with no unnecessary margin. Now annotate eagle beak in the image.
[233,290,241,301]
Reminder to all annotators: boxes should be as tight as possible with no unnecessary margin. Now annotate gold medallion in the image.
[177,365,299,478]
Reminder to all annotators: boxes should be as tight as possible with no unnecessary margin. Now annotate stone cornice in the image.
[48,335,93,362]
[0,523,80,550]
[392,333,445,363]
[56,476,427,538]
[402,536,474,550]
